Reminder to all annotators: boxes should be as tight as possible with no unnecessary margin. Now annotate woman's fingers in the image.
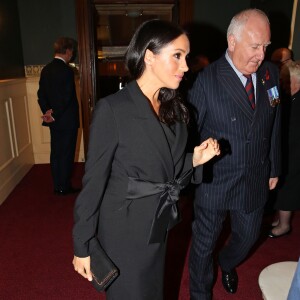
[73,256,93,281]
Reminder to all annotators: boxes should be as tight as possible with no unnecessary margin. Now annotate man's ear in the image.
[228,35,236,51]
[145,49,155,65]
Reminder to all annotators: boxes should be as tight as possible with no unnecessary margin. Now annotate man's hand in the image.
[41,109,55,123]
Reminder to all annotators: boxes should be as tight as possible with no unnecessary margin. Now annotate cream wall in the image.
[0,71,85,205]
[0,79,34,205]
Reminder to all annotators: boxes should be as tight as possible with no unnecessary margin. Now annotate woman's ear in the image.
[145,49,155,65]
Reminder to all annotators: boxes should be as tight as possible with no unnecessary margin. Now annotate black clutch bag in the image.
[89,237,119,292]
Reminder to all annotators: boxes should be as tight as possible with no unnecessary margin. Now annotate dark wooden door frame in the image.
[75,0,97,156]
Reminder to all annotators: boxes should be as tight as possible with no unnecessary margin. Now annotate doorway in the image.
[75,0,193,157]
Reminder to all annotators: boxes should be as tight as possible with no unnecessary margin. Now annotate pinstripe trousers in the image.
[189,207,264,300]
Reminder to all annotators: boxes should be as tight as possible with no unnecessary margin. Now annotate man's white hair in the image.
[227,9,270,41]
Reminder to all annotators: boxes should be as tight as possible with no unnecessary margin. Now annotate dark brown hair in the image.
[54,37,77,54]
[125,19,189,125]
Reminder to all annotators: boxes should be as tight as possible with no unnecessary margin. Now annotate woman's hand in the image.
[192,138,220,167]
[72,255,93,281]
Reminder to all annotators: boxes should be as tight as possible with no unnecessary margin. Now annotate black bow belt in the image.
[126,169,192,244]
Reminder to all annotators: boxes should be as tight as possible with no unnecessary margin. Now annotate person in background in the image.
[271,47,294,69]
[188,9,281,299]
[72,19,220,300]
[183,53,210,91]
[269,61,300,238]
[37,37,80,195]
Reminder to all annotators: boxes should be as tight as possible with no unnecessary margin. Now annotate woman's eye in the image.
[174,53,181,59]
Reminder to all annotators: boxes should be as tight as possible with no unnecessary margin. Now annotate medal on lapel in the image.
[267,86,280,107]
[261,68,280,107]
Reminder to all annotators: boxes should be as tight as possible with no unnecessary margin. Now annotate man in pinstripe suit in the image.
[188,9,281,299]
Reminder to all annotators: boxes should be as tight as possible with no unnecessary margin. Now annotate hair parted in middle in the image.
[125,19,189,125]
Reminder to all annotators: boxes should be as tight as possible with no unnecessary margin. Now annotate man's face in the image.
[228,15,271,75]
[65,49,74,63]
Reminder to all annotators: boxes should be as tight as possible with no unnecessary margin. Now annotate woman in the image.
[72,19,220,299]
[269,61,300,238]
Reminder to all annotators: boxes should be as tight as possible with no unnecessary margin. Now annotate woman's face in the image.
[149,34,190,90]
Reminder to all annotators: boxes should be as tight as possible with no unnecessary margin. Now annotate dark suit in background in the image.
[268,61,300,238]
[188,9,281,299]
[38,56,79,193]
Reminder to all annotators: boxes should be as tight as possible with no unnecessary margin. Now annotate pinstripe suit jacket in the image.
[189,54,281,212]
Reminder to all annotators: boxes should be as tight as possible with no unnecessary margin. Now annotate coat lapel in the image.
[217,56,254,121]
[126,81,174,179]
[255,65,269,107]
[172,122,188,168]
[252,66,265,120]
[252,64,275,124]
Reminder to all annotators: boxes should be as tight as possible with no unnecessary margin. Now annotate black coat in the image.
[275,90,300,210]
[37,58,79,130]
[73,81,201,299]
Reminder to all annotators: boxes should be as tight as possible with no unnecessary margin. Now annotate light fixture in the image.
[125,10,143,18]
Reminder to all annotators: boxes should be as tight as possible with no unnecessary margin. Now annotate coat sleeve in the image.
[188,73,207,136]
[37,70,50,114]
[73,98,118,257]
[187,72,207,185]
[183,152,203,184]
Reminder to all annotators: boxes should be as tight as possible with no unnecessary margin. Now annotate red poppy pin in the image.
[265,69,270,80]
[261,68,270,85]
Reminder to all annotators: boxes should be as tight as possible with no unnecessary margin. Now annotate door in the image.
[75,0,97,156]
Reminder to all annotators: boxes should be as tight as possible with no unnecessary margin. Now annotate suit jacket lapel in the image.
[252,66,264,121]
[127,81,174,179]
[255,65,268,108]
[217,56,254,121]
[252,64,275,124]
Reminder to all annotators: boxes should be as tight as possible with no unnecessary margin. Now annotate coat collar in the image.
[126,81,176,179]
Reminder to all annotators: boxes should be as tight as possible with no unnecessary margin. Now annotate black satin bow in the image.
[127,169,192,243]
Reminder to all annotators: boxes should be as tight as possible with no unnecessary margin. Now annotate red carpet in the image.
[0,164,299,300]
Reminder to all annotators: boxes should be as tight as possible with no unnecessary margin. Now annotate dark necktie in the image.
[244,75,255,109]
